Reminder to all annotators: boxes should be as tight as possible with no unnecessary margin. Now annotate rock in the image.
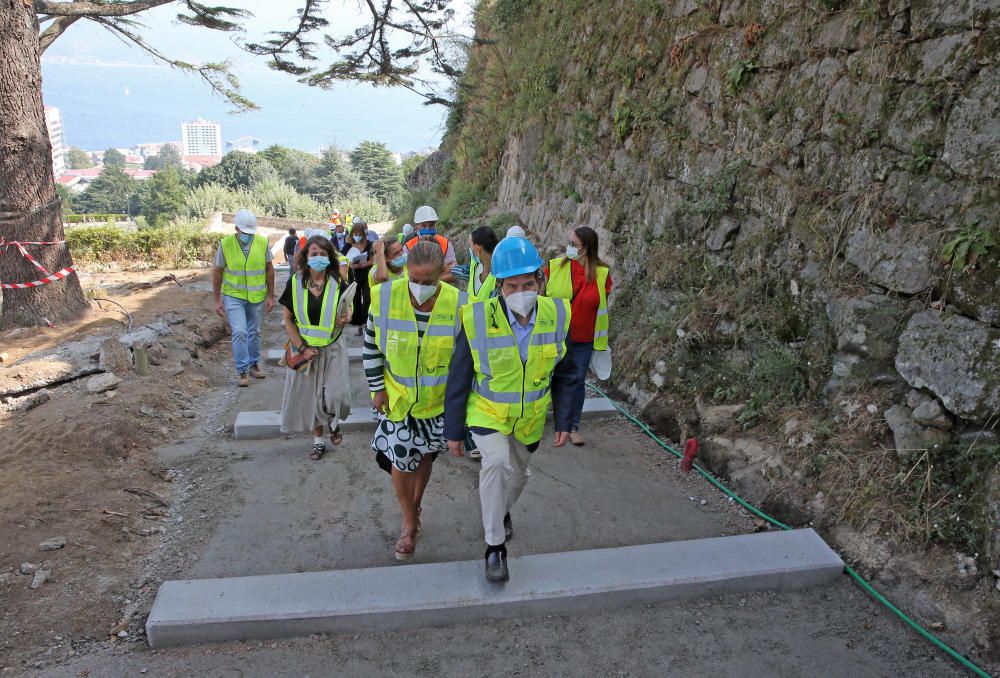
[30,569,50,589]
[884,404,950,462]
[845,226,935,294]
[20,563,38,575]
[139,406,157,417]
[699,436,788,501]
[639,395,683,442]
[832,524,892,570]
[986,469,1000,575]
[912,590,946,626]
[906,389,935,410]
[895,310,1000,423]
[98,337,132,375]
[942,65,999,179]
[162,312,185,325]
[826,294,907,390]
[945,255,1000,328]
[117,327,161,349]
[181,410,196,419]
[696,400,745,435]
[705,217,740,251]
[0,572,13,586]
[0,388,50,413]
[0,352,9,364]
[911,399,953,430]
[166,364,185,377]
[38,536,66,551]
[86,373,121,395]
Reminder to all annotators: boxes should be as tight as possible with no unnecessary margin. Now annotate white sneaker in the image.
[469,448,481,460]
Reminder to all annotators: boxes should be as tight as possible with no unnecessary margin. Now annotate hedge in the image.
[66,224,223,269]
[65,214,128,223]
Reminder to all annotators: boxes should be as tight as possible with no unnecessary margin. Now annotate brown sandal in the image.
[329,427,343,446]
[394,527,416,561]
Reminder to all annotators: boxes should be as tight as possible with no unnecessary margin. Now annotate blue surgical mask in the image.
[470,245,480,266]
[419,228,436,237]
[353,235,363,243]
[307,256,330,271]
[238,232,253,245]
[390,253,408,268]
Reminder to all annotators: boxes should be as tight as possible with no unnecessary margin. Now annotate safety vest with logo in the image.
[291,274,342,348]
[369,263,408,287]
[546,259,609,351]
[371,277,466,421]
[463,296,570,444]
[221,234,268,303]
[467,258,496,303]
[405,234,450,256]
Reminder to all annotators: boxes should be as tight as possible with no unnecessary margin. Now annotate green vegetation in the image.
[942,220,996,271]
[66,147,93,169]
[76,165,137,216]
[143,144,183,171]
[259,145,320,194]
[311,147,366,205]
[350,140,405,206]
[102,147,126,168]
[197,151,277,190]
[66,223,222,268]
[725,58,759,94]
[141,166,188,227]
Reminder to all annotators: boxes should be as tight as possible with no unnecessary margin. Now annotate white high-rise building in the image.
[181,118,222,156]
[44,105,66,177]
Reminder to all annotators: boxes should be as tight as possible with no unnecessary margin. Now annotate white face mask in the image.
[566,245,581,260]
[408,281,438,304]
[505,291,537,317]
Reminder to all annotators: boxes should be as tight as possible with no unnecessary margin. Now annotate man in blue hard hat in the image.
[444,236,578,583]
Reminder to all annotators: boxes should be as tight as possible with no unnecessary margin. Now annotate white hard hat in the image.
[303,227,316,239]
[414,205,438,224]
[234,209,257,234]
[505,224,526,239]
[401,223,413,235]
[353,216,366,226]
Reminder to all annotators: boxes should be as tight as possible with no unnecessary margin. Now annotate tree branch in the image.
[34,0,176,18]
[38,15,81,52]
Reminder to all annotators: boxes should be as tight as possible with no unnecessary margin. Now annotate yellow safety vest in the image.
[221,234,268,303]
[546,258,609,351]
[463,296,570,444]
[468,258,496,303]
[291,274,342,347]
[371,277,466,421]
[368,262,408,287]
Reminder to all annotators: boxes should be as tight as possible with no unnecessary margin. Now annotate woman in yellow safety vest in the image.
[544,226,612,447]
[467,225,500,303]
[279,235,352,460]
[369,235,409,286]
[364,241,467,561]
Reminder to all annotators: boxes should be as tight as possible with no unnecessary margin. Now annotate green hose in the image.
[586,382,993,678]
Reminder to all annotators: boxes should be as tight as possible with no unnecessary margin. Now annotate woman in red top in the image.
[545,226,612,446]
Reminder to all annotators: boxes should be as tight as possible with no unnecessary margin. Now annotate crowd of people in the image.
[212,205,613,582]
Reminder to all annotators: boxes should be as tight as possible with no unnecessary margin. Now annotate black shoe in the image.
[485,544,509,583]
[504,513,513,542]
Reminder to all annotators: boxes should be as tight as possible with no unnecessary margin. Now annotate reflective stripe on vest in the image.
[221,234,268,303]
[371,277,466,421]
[291,274,341,347]
[463,296,569,444]
[468,259,496,303]
[546,258,609,351]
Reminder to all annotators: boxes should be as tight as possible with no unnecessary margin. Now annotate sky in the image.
[40,1,475,154]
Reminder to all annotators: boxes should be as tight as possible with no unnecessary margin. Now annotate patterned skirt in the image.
[372,413,447,473]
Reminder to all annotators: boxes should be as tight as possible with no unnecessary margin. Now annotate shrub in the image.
[65,213,128,223]
[67,223,222,269]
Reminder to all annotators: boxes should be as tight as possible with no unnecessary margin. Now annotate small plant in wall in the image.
[941,220,995,271]
[726,58,759,94]
[910,142,935,173]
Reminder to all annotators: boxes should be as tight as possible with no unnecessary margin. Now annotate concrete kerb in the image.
[233,398,619,440]
[145,529,844,648]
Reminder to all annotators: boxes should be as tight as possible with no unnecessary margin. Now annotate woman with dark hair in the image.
[544,226,613,446]
[347,220,375,335]
[279,235,353,460]
[468,226,501,302]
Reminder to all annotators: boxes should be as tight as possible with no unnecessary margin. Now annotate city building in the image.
[182,154,223,171]
[225,135,260,154]
[44,105,66,177]
[181,118,222,157]
[135,141,181,158]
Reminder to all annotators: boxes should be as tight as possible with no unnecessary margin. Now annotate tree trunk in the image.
[0,1,90,330]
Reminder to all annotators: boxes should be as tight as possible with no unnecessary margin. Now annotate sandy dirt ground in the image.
[0,266,973,677]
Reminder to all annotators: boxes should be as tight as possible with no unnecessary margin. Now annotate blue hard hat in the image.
[490,236,543,279]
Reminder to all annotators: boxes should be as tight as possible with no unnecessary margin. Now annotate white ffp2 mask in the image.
[409,281,438,304]
[566,245,581,260]
[505,291,537,317]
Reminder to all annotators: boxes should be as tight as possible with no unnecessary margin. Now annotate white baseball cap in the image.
[234,209,257,234]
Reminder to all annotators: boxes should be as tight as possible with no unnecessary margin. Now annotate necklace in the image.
[308,277,326,292]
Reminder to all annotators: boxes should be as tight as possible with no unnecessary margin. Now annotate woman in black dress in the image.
[348,220,375,335]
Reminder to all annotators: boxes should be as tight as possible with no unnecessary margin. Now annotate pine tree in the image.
[103,148,126,167]
[260,145,320,194]
[142,166,187,226]
[67,147,93,169]
[197,151,276,190]
[76,165,137,215]
[144,143,182,170]
[349,141,403,206]
[310,147,366,204]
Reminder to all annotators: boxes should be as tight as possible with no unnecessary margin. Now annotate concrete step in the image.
[265,347,362,365]
[145,528,843,648]
[233,397,619,440]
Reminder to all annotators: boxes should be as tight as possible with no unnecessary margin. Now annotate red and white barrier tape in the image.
[0,265,77,290]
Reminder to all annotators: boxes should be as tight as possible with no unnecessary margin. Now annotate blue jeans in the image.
[223,295,263,374]
[568,341,594,431]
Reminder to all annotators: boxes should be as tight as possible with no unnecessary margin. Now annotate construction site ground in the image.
[0,268,960,676]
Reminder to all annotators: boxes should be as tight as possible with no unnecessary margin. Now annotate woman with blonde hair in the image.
[544,226,612,446]
[279,235,352,460]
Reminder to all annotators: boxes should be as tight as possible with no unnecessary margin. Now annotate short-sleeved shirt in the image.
[279,275,347,326]
[544,260,613,344]
[214,237,274,268]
